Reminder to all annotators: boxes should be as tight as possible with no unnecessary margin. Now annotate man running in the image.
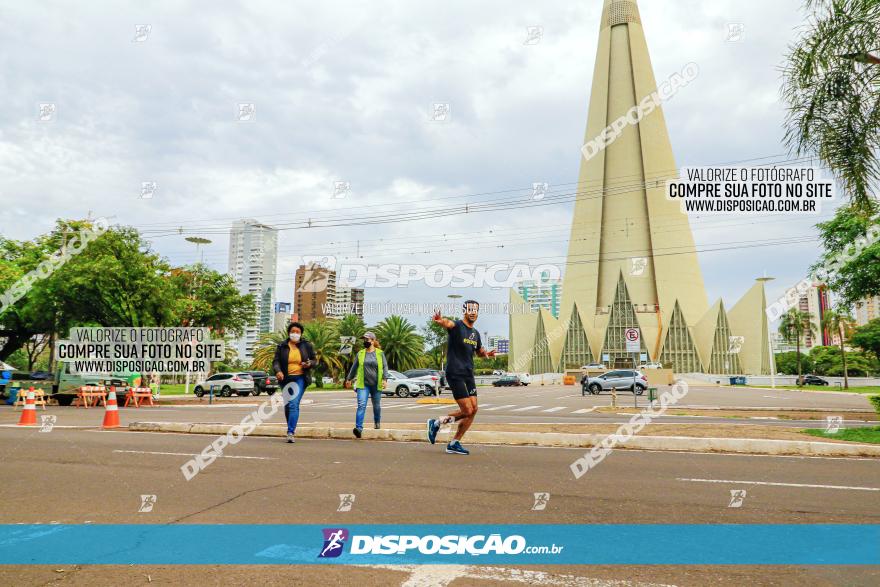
[427,300,495,455]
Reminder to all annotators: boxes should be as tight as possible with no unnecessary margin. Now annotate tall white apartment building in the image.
[228,219,278,362]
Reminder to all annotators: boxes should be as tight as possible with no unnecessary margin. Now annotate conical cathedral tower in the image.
[509,0,769,375]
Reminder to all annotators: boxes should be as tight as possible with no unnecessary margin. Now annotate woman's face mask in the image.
[289,332,301,342]
[362,338,372,348]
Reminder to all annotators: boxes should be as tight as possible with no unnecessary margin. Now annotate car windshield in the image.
[237,373,253,379]
[389,371,405,379]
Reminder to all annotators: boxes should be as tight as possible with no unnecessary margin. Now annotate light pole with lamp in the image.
[184,237,212,394]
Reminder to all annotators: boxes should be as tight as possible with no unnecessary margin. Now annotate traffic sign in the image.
[625,328,640,353]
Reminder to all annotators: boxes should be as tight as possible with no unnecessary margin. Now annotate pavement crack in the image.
[169,480,304,523]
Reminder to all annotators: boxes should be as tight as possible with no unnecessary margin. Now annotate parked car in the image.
[246,371,278,396]
[29,370,53,380]
[404,368,446,389]
[583,370,647,395]
[798,374,829,386]
[383,370,432,398]
[492,375,522,387]
[50,364,142,405]
[492,370,505,376]
[637,363,663,370]
[515,372,531,386]
[194,372,254,397]
[580,363,606,371]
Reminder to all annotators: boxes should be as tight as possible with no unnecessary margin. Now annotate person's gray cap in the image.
[363,331,377,340]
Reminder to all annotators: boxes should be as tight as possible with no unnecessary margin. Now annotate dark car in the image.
[30,371,52,380]
[246,371,279,395]
[404,369,446,389]
[492,375,522,387]
[799,375,829,386]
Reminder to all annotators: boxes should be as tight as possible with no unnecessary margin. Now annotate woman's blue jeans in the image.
[282,376,305,434]
[355,385,381,430]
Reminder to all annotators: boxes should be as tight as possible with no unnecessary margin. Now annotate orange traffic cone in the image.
[102,388,120,429]
[17,389,38,426]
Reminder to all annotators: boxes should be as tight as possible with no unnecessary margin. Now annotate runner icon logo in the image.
[319,528,349,558]
[531,493,550,511]
[337,494,356,512]
[728,489,747,508]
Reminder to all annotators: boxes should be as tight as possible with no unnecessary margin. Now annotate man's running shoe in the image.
[427,419,440,444]
[445,440,469,455]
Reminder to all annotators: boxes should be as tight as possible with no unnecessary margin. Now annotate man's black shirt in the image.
[445,319,482,377]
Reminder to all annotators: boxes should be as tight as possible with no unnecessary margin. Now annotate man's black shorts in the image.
[447,374,477,400]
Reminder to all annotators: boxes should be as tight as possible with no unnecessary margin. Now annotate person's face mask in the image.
[362,339,372,348]
[289,332,301,342]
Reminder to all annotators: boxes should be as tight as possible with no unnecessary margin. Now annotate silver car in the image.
[583,370,647,395]
[383,370,431,398]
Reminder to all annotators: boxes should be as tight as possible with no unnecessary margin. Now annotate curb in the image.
[128,422,880,458]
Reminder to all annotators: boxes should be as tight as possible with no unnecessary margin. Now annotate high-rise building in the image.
[854,295,880,326]
[228,219,277,362]
[295,264,336,322]
[509,0,771,375]
[294,264,365,321]
[273,302,292,332]
[515,272,562,318]
[796,283,832,348]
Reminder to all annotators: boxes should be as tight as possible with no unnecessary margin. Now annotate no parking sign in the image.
[625,328,640,353]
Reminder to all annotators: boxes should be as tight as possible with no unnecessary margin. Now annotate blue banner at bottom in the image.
[0,524,877,565]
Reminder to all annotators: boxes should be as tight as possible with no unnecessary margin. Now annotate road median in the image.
[128,421,880,458]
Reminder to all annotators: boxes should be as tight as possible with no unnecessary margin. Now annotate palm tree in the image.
[822,308,856,388]
[337,314,366,378]
[782,0,880,213]
[374,315,425,371]
[779,309,818,382]
[251,330,287,372]
[304,320,343,387]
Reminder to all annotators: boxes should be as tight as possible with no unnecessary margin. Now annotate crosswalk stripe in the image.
[511,405,540,412]
[542,407,566,413]
[484,404,517,411]
[401,405,425,410]
[572,408,596,414]
[430,405,451,410]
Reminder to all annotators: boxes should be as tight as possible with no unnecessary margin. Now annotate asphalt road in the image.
[1,424,878,585]
[3,384,875,430]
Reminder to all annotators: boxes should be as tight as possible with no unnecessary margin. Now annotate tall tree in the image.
[821,308,856,388]
[374,315,424,371]
[782,0,880,213]
[303,319,343,387]
[779,309,818,380]
[814,206,880,304]
[851,317,880,359]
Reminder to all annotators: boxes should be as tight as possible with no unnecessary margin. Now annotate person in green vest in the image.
[344,331,389,438]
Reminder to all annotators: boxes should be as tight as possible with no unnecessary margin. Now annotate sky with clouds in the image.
[0,0,838,338]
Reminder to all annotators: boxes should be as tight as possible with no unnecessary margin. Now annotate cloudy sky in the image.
[0,0,836,337]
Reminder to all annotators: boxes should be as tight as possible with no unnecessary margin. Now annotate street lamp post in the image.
[184,237,212,394]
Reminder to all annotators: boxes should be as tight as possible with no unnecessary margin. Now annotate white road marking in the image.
[368,564,676,587]
[512,405,541,412]
[572,408,597,414]
[542,407,566,413]
[401,405,425,410]
[484,404,517,411]
[112,449,276,460]
[430,405,451,410]
[677,477,879,491]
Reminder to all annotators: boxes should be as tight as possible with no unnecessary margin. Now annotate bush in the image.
[870,395,880,416]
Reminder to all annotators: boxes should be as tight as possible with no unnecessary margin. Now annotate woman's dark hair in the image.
[287,322,304,334]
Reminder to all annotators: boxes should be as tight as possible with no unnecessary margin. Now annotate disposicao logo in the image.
[318,528,349,558]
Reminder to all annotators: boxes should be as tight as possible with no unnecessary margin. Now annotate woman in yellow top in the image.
[272,322,316,443]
